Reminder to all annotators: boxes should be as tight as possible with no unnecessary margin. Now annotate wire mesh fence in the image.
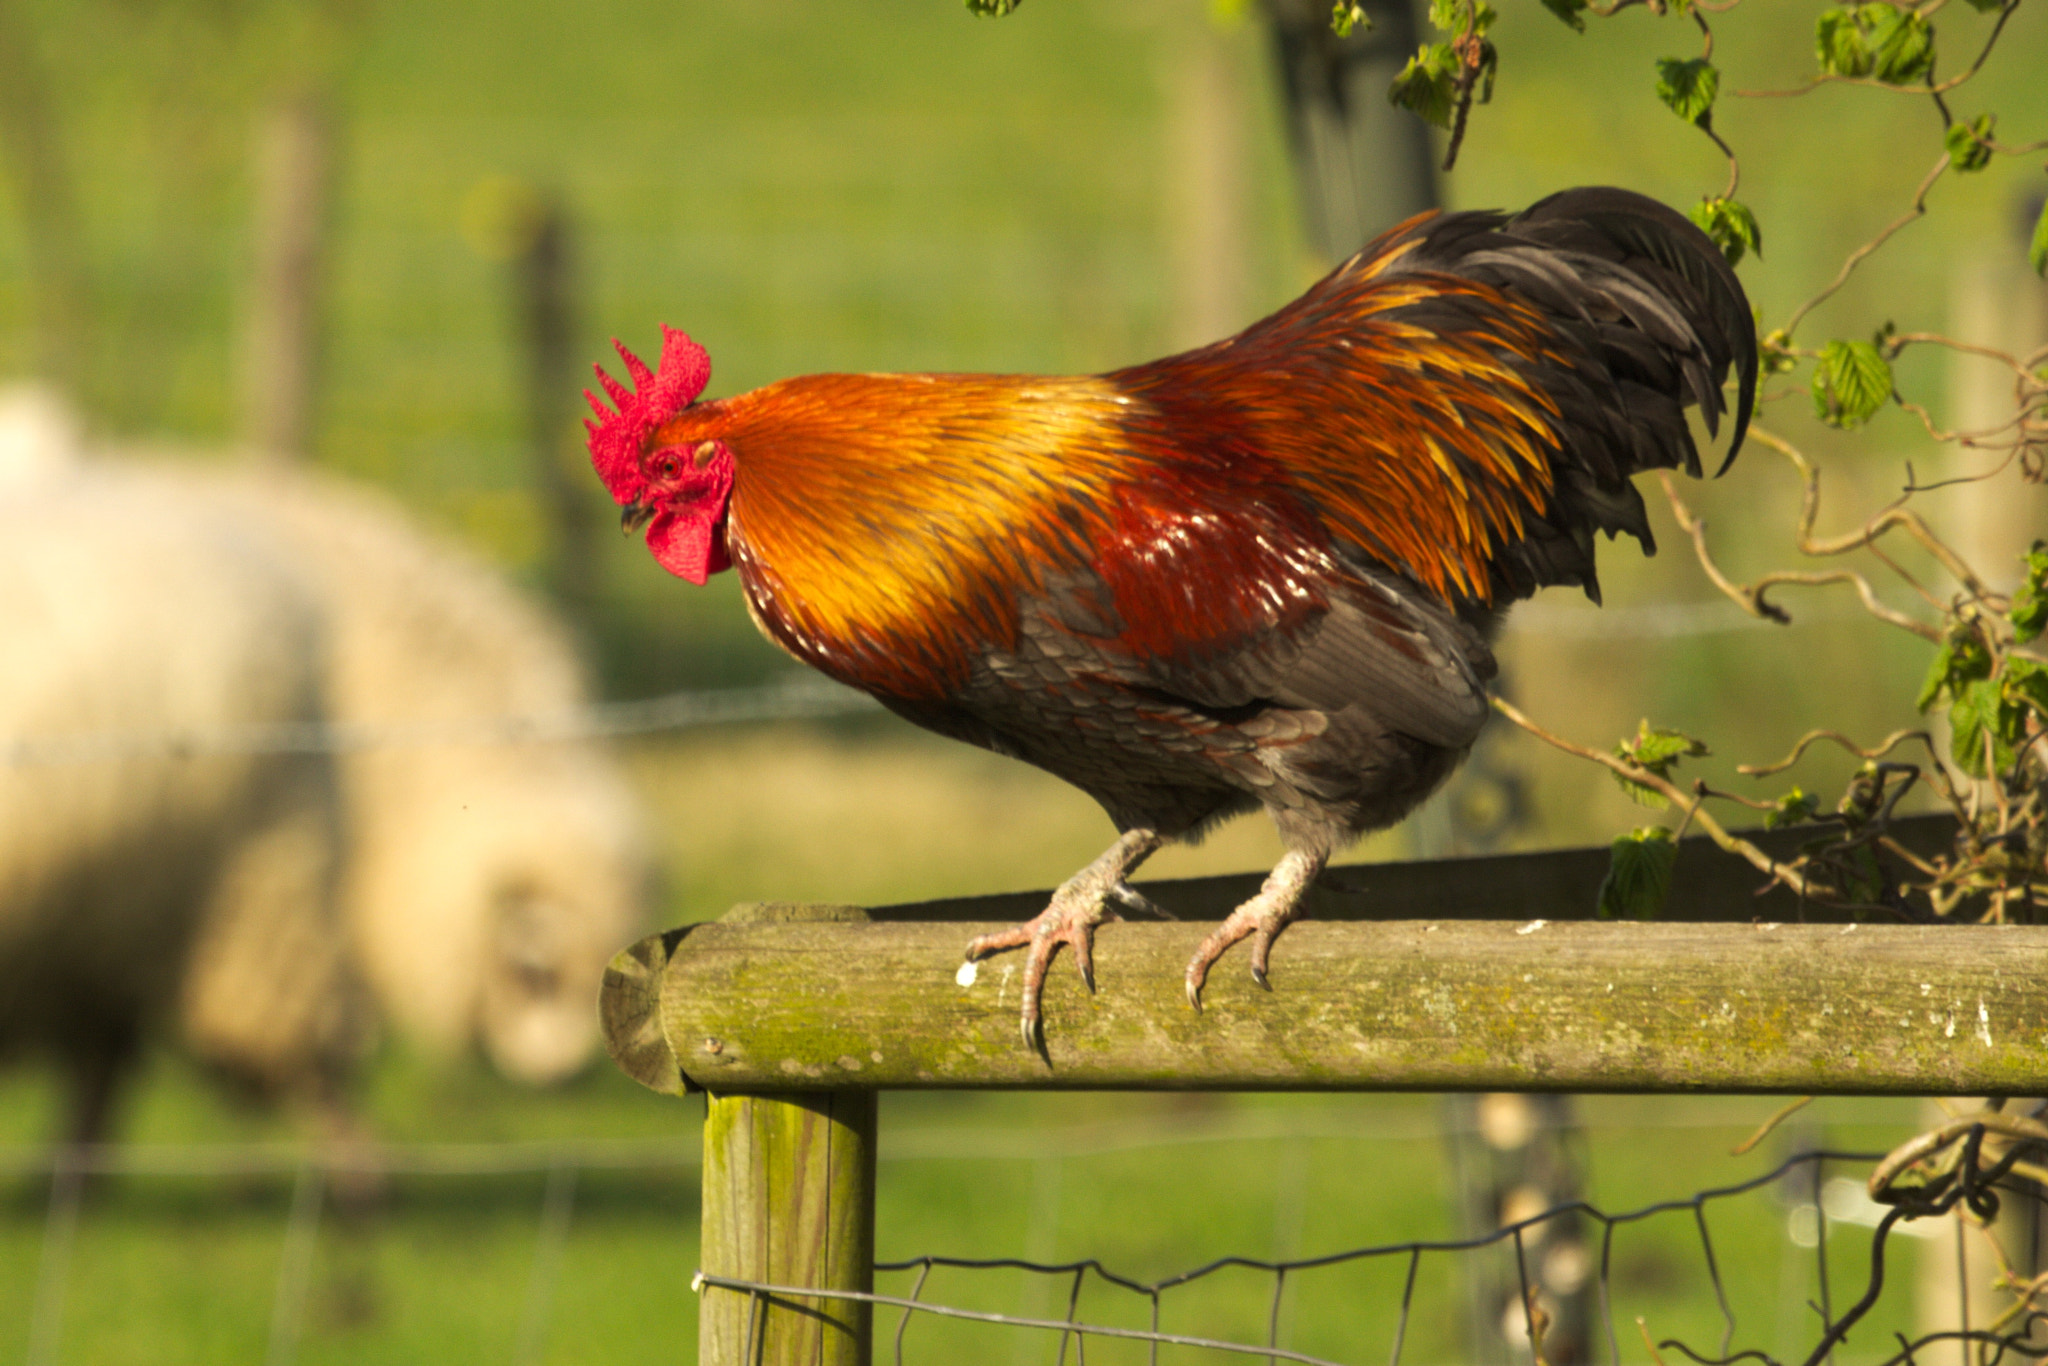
[698,1147,2036,1366]
[6,1100,2043,1366]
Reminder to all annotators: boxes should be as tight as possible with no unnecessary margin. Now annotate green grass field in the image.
[0,1047,1943,1365]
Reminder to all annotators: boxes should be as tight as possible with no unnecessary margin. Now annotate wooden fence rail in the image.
[599,814,2038,1366]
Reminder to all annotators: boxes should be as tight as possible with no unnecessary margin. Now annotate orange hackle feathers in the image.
[640,224,1579,700]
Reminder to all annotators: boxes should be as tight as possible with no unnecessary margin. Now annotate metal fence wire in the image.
[691,1117,2048,1366]
[11,1113,2048,1366]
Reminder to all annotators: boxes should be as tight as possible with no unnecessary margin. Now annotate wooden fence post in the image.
[604,901,877,1366]
[700,1088,876,1366]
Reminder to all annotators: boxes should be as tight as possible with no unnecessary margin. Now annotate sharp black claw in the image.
[1185,979,1203,1013]
[1080,963,1096,994]
[1251,964,1271,991]
[1022,1013,1051,1063]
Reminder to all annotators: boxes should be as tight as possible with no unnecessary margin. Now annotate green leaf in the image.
[1815,4,1930,82]
[1918,628,1993,711]
[1948,676,2024,778]
[1541,0,1587,31]
[1946,115,1996,172]
[964,0,1020,13]
[1655,57,1719,126]
[2010,541,2048,643]
[1948,680,1988,775]
[1330,1,1371,37]
[1766,787,1820,830]
[1425,0,1495,36]
[1816,6,1879,77]
[1918,642,1954,712]
[1810,339,1893,428]
[1389,43,1459,129]
[2030,198,2048,278]
[1869,8,1934,84]
[1599,827,1677,920]
[2006,657,2048,724]
[1627,723,1710,770]
[1612,720,1708,809]
[1689,197,1762,268]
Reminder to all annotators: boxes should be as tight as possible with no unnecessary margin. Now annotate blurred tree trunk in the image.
[0,0,90,393]
[1947,200,2048,593]
[1259,0,1437,263]
[242,89,336,460]
[1168,17,1252,352]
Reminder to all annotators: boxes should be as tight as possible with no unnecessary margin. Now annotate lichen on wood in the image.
[605,915,2048,1095]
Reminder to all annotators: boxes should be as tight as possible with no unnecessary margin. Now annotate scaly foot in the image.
[1184,847,1325,1009]
[964,828,1163,1051]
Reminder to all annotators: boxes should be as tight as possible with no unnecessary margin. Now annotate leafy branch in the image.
[1483,1,2048,940]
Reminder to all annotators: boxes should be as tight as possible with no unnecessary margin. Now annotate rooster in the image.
[588,186,1755,1048]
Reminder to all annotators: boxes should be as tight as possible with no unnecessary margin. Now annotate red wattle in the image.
[646,508,732,585]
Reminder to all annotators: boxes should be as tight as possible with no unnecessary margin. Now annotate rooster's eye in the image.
[654,456,680,481]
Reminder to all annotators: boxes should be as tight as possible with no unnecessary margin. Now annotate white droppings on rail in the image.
[1977,999,1994,1047]
[1516,919,1548,935]
[1840,923,1858,934]
[955,961,979,988]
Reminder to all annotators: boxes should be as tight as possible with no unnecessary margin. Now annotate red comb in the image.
[585,326,712,502]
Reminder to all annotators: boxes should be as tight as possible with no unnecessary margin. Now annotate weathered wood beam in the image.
[606,913,2048,1095]
[699,1089,875,1366]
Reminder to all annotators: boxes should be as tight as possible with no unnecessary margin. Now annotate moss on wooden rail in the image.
[603,913,2048,1096]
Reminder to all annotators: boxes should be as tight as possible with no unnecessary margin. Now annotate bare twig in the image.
[1732,1096,1814,1157]
[1490,697,1815,898]
[1780,154,1949,339]
[1737,729,1932,778]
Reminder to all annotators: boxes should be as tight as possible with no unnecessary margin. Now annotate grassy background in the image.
[0,1058,1940,1365]
[2,0,2045,1360]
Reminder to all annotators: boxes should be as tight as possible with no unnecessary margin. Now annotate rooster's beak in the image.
[620,502,655,535]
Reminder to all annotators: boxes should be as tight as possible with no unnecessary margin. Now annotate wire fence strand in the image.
[0,592,1864,769]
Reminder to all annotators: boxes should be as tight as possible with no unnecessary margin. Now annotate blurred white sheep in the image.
[0,386,650,1139]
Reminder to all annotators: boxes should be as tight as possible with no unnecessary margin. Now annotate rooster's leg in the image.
[964,827,1164,1049]
[1183,847,1325,1009]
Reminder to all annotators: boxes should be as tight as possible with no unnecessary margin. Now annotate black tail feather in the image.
[1394,186,1758,603]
